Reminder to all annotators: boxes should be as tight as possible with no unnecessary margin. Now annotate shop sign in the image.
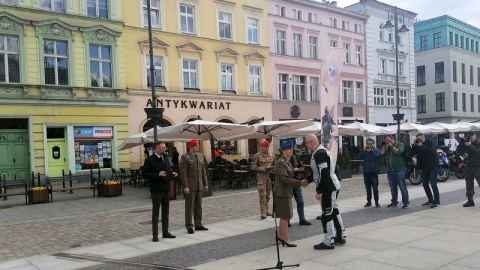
[74,126,113,139]
[146,96,231,110]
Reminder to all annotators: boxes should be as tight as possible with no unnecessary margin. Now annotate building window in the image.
[400,89,408,107]
[143,0,160,28]
[341,20,349,30]
[247,18,259,44]
[477,67,480,86]
[461,36,464,48]
[455,33,458,46]
[146,55,163,87]
[374,87,384,106]
[433,32,441,48]
[218,11,232,40]
[380,58,387,74]
[388,32,393,42]
[453,92,458,111]
[278,73,287,100]
[293,33,302,57]
[470,65,474,85]
[308,12,317,23]
[309,36,317,59]
[386,88,395,107]
[420,35,428,51]
[74,126,114,170]
[417,95,426,113]
[310,77,319,102]
[354,23,361,33]
[471,94,475,112]
[436,92,445,112]
[220,63,234,92]
[355,82,363,104]
[343,43,350,64]
[182,59,198,89]
[292,8,301,20]
[417,65,425,86]
[89,44,111,88]
[0,35,20,83]
[276,30,286,55]
[275,5,285,17]
[471,40,474,52]
[379,29,384,41]
[342,81,353,104]
[180,4,195,34]
[355,45,362,65]
[466,38,470,50]
[462,63,466,84]
[41,0,64,12]
[453,61,457,82]
[329,40,337,48]
[329,17,337,28]
[249,66,261,93]
[292,75,306,101]
[476,41,479,53]
[462,93,466,112]
[44,40,68,85]
[449,31,453,45]
[435,62,444,83]
[87,0,108,19]
[399,62,404,77]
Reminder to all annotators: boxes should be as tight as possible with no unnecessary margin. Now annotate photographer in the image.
[457,131,480,207]
[380,135,410,209]
[357,138,381,208]
[412,133,441,208]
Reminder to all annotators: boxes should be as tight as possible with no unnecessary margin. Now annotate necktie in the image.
[160,155,164,163]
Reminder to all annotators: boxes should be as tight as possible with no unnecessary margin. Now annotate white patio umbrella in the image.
[117,127,186,151]
[338,122,393,136]
[383,122,445,135]
[426,122,472,133]
[276,122,322,139]
[456,122,480,131]
[220,119,315,140]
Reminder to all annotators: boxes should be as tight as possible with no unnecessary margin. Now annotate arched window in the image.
[215,119,238,155]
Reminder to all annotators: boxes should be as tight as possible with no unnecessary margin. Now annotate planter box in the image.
[338,169,352,180]
[28,189,48,204]
[103,183,122,197]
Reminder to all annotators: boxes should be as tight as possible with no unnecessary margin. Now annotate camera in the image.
[415,139,421,144]
[460,137,469,143]
[382,141,387,146]
[365,147,371,150]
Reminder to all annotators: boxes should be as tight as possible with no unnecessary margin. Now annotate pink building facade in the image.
[268,0,368,134]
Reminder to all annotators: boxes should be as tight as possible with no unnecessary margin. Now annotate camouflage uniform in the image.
[251,151,276,217]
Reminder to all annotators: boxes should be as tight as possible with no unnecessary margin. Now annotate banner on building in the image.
[319,48,347,163]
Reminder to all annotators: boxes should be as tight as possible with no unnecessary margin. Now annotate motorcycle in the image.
[437,149,450,182]
[448,151,467,179]
[406,155,422,185]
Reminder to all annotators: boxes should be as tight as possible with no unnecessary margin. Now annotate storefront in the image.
[73,126,114,171]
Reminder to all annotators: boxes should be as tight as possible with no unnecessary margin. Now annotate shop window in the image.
[74,126,113,170]
[214,119,238,155]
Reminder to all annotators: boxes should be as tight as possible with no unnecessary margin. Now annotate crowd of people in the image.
[140,131,480,251]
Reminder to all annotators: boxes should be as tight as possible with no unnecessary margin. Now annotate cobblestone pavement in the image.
[0,174,418,262]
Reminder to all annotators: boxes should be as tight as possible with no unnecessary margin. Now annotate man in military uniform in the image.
[251,140,276,219]
[180,139,209,234]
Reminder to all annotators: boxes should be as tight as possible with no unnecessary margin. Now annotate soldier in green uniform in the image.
[250,140,276,219]
[180,139,209,234]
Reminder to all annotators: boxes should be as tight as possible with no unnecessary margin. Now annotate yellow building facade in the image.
[122,0,272,168]
[0,1,129,179]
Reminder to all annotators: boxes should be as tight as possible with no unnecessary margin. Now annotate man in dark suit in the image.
[142,141,178,242]
[180,139,209,234]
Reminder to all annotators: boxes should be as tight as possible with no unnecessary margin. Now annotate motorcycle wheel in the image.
[437,167,450,182]
[409,168,422,185]
[455,168,465,179]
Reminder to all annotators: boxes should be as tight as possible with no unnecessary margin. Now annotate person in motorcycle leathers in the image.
[457,132,480,207]
[412,133,441,208]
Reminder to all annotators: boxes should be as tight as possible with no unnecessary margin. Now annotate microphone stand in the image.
[255,170,300,270]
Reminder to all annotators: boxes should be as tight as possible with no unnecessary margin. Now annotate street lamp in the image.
[144,0,163,143]
[383,6,409,139]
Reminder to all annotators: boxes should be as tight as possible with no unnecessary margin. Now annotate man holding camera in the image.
[457,131,480,207]
[380,135,410,209]
[357,138,381,208]
[412,133,441,208]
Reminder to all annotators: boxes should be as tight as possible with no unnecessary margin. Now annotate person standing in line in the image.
[171,147,179,167]
[180,139,209,234]
[380,135,410,209]
[250,141,276,219]
[142,141,178,242]
[289,150,312,226]
[357,138,381,208]
[412,133,441,208]
[456,131,480,207]
[304,134,346,250]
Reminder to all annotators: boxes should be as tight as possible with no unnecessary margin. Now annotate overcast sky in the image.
[332,0,480,28]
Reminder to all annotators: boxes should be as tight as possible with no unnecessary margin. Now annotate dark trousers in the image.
[363,171,379,203]
[465,166,480,200]
[387,169,409,205]
[292,186,306,221]
[185,190,203,229]
[151,191,170,236]
[421,167,440,205]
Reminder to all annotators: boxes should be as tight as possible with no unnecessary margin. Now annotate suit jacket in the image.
[142,153,171,192]
[179,151,208,192]
[273,156,301,198]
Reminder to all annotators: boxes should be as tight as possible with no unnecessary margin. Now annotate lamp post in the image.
[383,6,409,139]
[144,0,164,143]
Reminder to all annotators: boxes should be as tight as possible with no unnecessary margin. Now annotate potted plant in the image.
[102,180,122,197]
[337,148,352,180]
[28,186,49,204]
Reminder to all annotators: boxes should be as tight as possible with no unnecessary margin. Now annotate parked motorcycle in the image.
[448,151,467,179]
[437,149,450,182]
[406,155,422,185]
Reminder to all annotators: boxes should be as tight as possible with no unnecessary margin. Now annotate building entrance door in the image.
[47,140,68,177]
[0,131,30,181]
